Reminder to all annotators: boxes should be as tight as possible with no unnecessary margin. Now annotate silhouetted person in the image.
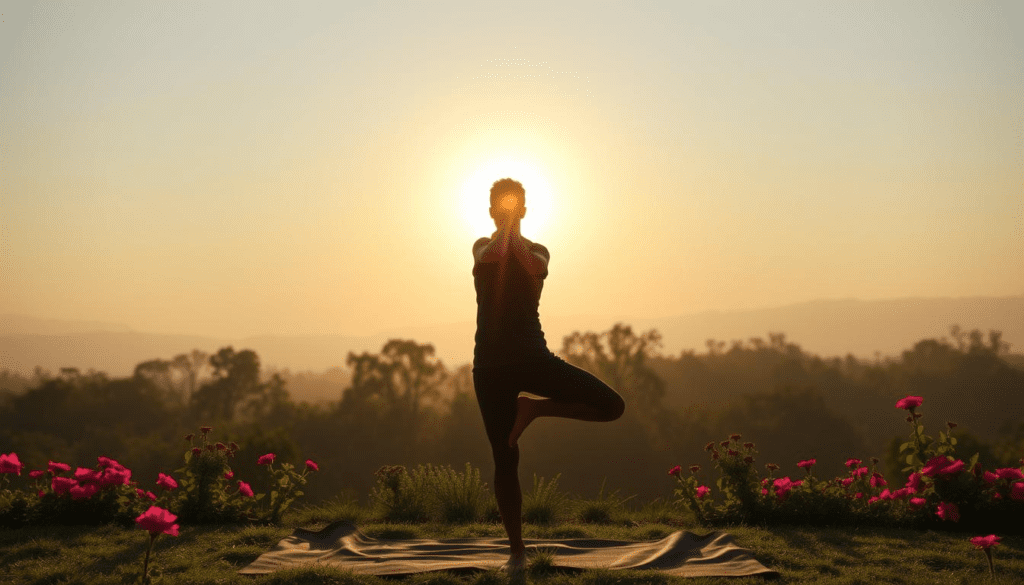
[472,178,625,572]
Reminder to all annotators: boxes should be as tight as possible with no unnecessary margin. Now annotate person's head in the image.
[489,178,526,225]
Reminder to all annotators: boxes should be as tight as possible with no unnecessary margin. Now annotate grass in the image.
[1,500,1023,584]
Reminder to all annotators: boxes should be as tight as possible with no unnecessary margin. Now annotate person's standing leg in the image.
[473,367,527,568]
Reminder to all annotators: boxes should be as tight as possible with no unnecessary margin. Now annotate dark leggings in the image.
[473,353,625,453]
[473,353,624,552]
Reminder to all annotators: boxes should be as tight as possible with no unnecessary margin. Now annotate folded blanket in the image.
[239,521,778,578]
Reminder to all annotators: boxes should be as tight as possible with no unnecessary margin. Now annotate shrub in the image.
[575,478,635,524]
[369,465,433,523]
[427,463,488,523]
[522,473,569,525]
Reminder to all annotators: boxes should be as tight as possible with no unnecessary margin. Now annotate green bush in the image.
[369,465,433,523]
[575,478,636,524]
[426,463,488,523]
[523,473,569,525]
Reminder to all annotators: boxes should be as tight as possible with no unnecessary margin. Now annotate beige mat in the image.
[239,521,779,578]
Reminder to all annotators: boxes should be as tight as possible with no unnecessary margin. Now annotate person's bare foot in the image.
[508,396,538,448]
[499,550,527,574]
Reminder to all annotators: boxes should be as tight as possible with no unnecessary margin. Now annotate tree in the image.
[190,347,262,422]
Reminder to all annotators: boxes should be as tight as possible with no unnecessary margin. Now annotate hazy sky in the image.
[2,1,1021,339]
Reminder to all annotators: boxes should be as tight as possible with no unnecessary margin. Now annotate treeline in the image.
[0,325,1021,505]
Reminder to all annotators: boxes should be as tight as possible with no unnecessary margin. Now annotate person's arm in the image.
[473,227,549,276]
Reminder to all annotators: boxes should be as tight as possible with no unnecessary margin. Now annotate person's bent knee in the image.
[607,393,625,421]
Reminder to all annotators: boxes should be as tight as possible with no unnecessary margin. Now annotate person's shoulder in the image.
[473,237,491,250]
[527,239,550,259]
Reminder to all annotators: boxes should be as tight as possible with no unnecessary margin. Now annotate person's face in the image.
[490,192,526,225]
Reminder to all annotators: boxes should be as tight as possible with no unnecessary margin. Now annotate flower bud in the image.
[729,434,742,441]
[704,442,715,451]
[200,426,213,433]
[743,442,755,449]
[946,421,957,429]
[184,434,194,442]
[689,465,700,473]
[766,463,779,471]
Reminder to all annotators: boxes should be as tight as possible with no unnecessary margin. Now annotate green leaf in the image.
[899,442,913,452]
[950,437,957,446]
[906,455,916,465]
[939,431,946,442]
[917,425,925,435]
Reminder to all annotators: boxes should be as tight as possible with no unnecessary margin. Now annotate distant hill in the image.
[1,295,1021,377]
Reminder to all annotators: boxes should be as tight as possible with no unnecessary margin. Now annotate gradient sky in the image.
[2,1,1021,339]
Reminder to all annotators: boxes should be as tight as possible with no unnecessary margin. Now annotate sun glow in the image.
[459,156,556,242]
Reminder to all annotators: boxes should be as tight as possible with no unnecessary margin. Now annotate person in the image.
[471,178,625,572]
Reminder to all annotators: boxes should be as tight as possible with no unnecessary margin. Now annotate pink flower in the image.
[983,471,999,484]
[99,465,131,487]
[48,461,71,474]
[729,434,742,441]
[29,470,45,479]
[74,467,101,485]
[996,468,1024,481]
[97,456,120,469]
[200,426,213,434]
[52,476,76,495]
[136,488,157,501]
[238,481,254,498]
[845,458,861,469]
[892,487,911,500]
[668,465,682,477]
[853,466,869,479]
[135,506,180,537]
[191,447,202,456]
[156,473,178,490]
[879,489,892,500]
[841,477,854,488]
[727,449,738,457]
[936,501,960,522]
[895,395,923,410]
[922,456,964,478]
[695,485,710,499]
[905,472,924,493]
[870,473,887,488]
[909,497,926,507]
[868,496,880,505]
[0,452,23,475]
[257,453,276,466]
[743,456,754,464]
[70,483,99,500]
[224,470,234,480]
[689,465,700,473]
[1011,483,1024,501]
[797,459,816,470]
[970,535,1000,550]
[765,463,779,472]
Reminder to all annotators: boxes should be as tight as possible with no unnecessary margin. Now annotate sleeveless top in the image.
[473,238,554,368]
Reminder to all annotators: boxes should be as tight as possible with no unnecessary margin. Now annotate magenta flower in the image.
[136,488,157,501]
[136,506,180,537]
[52,476,76,495]
[257,453,276,466]
[70,483,99,500]
[936,501,960,522]
[200,426,213,434]
[905,472,924,493]
[48,461,71,474]
[970,535,1000,550]
[841,477,854,488]
[895,395,923,410]
[73,467,101,485]
[238,481,254,498]
[870,473,887,488]
[909,497,926,507]
[868,496,880,505]
[191,447,202,456]
[853,466,869,479]
[97,456,119,469]
[0,452,23,475]
[305,459,319,472]
[845,458,861,469]
[1011,483,1024,501]
[983,471,999,484]
[695,485,710,499]
[668,465,681,477]
[996,468,1024,481]
[922,456,964,478]
[156,473,178,491]
[29,470,45,479]
[689,465,700,473]
[99,465,132,487]
[797,459,816,470]
[225,470,234,480]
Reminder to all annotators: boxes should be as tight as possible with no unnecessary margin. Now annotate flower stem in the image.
[985,548,994,575]
[142,533,155,583]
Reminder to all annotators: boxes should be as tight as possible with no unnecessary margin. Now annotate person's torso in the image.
[473,238,551,368]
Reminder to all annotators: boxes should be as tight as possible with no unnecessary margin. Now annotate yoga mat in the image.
[239,521,779,578]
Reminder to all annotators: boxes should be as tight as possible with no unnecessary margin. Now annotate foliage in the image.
[574,478,636,524]
[523,473,569,525]
[369,463,493,524]
[671,396,1024,534]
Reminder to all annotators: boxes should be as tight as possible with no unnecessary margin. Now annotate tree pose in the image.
[471,178,625,572]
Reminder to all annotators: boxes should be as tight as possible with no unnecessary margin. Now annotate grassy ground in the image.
[1,499,1022,585]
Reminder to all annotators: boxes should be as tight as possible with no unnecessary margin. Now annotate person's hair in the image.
[489,178,525,208]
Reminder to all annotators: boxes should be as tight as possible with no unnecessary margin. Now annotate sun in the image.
[459,157,555,242]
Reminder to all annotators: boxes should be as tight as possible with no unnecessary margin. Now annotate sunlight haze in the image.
[2,0,1021,342]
